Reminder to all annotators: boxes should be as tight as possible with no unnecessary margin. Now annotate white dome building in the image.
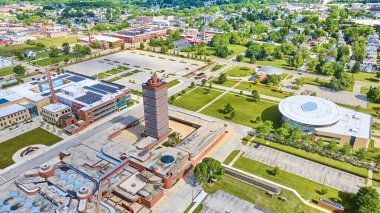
[278,95,371,150]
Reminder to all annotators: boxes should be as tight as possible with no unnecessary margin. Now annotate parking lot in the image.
[65,50,205,77]
[244,144,366,193]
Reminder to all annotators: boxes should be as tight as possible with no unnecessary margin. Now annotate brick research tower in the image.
[142,75,170,141]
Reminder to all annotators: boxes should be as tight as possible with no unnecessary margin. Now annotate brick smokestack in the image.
[46,68,57,104]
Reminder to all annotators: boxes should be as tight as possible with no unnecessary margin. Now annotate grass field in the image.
[354,72,379,83]
[360,86,369,94]
[252,137,369,178]
[0,44,43,57]
[36,36,78,47]
[235,81,292,99]
[232,155,351,208]
[204,175,323,213]
[167,79,180,88]
[210,78,240,88]
[34,53,78,66]
[300,77,353,92]
[225,66,255,77]
[223,150,240,165]
[171,87,223,111]
[225,45,247,59]
[200,93,282,128]
[0,14,16,20]
[108,77,122,82]
[120,70,142,78]
[0,66,15,77]
[0,128,62,169]
[241,58,289,69]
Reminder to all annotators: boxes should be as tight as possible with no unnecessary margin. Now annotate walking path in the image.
[196,80,242,112]
[188,190,208,213]
[368,169,373,186]
[212,84,282,102]
[223,164,330,213]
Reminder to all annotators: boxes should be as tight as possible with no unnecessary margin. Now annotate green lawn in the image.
[200,93,282,128]
[354,72,379,83]
[167,79,180,88]
[225,66,255,77]
[0,44,44,57]
[211,78,240,88]
[0,14,16,20]
[120,70,142,78]
[223,150,240,165]
[108,77,122,82]
[241,58,289,69]
[36,36,78,47]
[360,86,369,94]
[232,156,351,208]
[0,66,15,77]
[171,87,223,111]
[235,81,292,99]
[34,53,78,66]
[300,77,353,92]
[211,64,226,72]
[0,128,62,169]
[367,102,380,118]
[252,137,369,178]
[205,175,323,213]
[92,72,111,79]
[226,44,247,59]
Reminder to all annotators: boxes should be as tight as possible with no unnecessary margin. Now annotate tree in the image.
[357,148,368,161]
[90,40,102,49]
[13,65,26,75]
[353,187,380,213]
[352,61,361,73]
[367,87,380,103]
[49,47,60,58]
[288,127,302,145]
[215,45,229,58]
[121,43,125,50]
[288,54,303,69]
[140,42,145,50]
[191,82,195,88]
[223,103,234,114]
[321,62,335,76]
[236,54,243,62]
[330,72,354,91]
[62,42,70,54]
[161,45,169,53]
[64,58,69,64]
[169,96,175,103]
[271,166,280,176]
[256,120,273,138]
[340,144,352,156]
[265,74,282,86]
[251,90,260,102]
[194,157,225,184]
[326,141,339,154]
[274,123,292,143]
[306,58,319,73]
[201,79,207,86]
[218,73,227,84]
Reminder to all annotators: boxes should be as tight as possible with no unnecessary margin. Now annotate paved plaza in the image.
[65,50,205,77]
[244,144,366,193]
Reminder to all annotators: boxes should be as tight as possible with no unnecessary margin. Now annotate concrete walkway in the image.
[188,190,208,213]
[197,80,242,112]
[223,164,331,213]
[368,170,373,186]
[212,84,282,102]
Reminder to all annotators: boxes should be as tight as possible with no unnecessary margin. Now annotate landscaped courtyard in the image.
[225,66,255,77]
[0,128,62,169]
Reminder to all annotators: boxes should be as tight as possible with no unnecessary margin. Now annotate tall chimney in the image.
[46,68,57,104]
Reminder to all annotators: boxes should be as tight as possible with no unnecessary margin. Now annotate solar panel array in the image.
[225,169,281,194]
[91,83,118,93]
[75,92,102,104]
[66,76,85,82]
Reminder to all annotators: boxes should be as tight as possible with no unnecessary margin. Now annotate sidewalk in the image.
[188,190,208,213]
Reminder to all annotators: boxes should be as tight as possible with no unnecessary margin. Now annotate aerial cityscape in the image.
[0,0,380,212]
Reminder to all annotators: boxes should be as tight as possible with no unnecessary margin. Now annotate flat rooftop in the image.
[0,104,26,118]
[316,107,372,140]
[42,103,70,113]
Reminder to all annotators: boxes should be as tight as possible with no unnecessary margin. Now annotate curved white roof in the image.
[279,95,341,126]
[259,66,283,75]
